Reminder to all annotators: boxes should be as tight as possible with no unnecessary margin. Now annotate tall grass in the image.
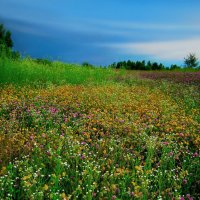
[0,57,116,86]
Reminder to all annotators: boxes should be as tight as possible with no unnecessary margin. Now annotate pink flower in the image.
[49,107,58,114]
[183,179,187,185]
[92,192,97,197]
[61,132,65,137]
[112,195,117,200]
[73,113,78,118]
[80,155,85,159]
[169,151,173,156]
[81,141,86,145]
[179,133,184,137]
[163,141,169,145]
[30,135,34,140]
[64,117,68,122]
[193,152,198,157]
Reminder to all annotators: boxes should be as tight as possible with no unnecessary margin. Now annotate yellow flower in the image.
[43,184,49,191]
[111,184,117,192]
[22,174,32,181]
[135,185,141,191]
[62,172,66,176]
[61,193,68,199]
[0,166,6,175]
[132,181,136,186]
[135,165,142,171]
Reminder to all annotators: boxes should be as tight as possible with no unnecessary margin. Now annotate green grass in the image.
[0,57,117,86]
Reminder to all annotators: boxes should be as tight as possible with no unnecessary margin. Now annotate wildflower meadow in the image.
[0,58,199,200]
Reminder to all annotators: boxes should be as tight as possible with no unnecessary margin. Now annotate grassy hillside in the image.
[0,57,118,86]
[0,58,199,199]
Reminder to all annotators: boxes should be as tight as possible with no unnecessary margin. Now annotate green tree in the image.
[184,53,199,68]
[170,64,180,70]
[0,24,13,49]
[5,31,13,48]
[0,24,20,59]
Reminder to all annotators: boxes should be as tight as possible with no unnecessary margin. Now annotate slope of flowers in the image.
[140,71,200,89]
[0,83,199,199]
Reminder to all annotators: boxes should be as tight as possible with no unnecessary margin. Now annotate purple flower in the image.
[179,133,184,137]
[80,155,85,159]
[183,179,187,185]
[81,141,86,145]
[92,192,97,197]
[193,152,198,157]
[73,113,78,118]
[64,117,68,122]
[163,141,169,145]
[30,135,34,140]
[169,151,173,156]
[112,195,117,200]
[49,107,58,114]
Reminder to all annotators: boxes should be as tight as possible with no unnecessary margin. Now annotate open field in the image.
[0,58,200,199]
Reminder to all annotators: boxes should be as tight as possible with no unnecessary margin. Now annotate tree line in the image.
[108,54,199,70]
[108,60,166,70]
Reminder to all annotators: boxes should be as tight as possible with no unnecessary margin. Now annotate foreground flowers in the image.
[0,79,199,199]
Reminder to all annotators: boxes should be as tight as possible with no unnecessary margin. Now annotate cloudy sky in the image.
[0,0,200,66]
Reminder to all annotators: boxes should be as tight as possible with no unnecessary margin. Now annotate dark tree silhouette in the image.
[109,60,166,70]
[5,31,13,48]
[184,53,199,68]
[0,24,13,49]
[0,23,20,59]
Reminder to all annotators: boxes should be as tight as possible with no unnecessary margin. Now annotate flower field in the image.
[139,71,200,89]
[0,60,200,199]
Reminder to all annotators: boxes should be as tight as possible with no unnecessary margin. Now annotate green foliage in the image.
[109,60,165,70]
[184,53,199,68]
[0,24,20,60]
[34,58,53,66]
[4,30,13,48]
[82,61,94,68]
[0,57,115,86]
[170,64,181,70]
[0,24,13,50]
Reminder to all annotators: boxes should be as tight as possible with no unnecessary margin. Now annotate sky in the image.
[0,0,200,66]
